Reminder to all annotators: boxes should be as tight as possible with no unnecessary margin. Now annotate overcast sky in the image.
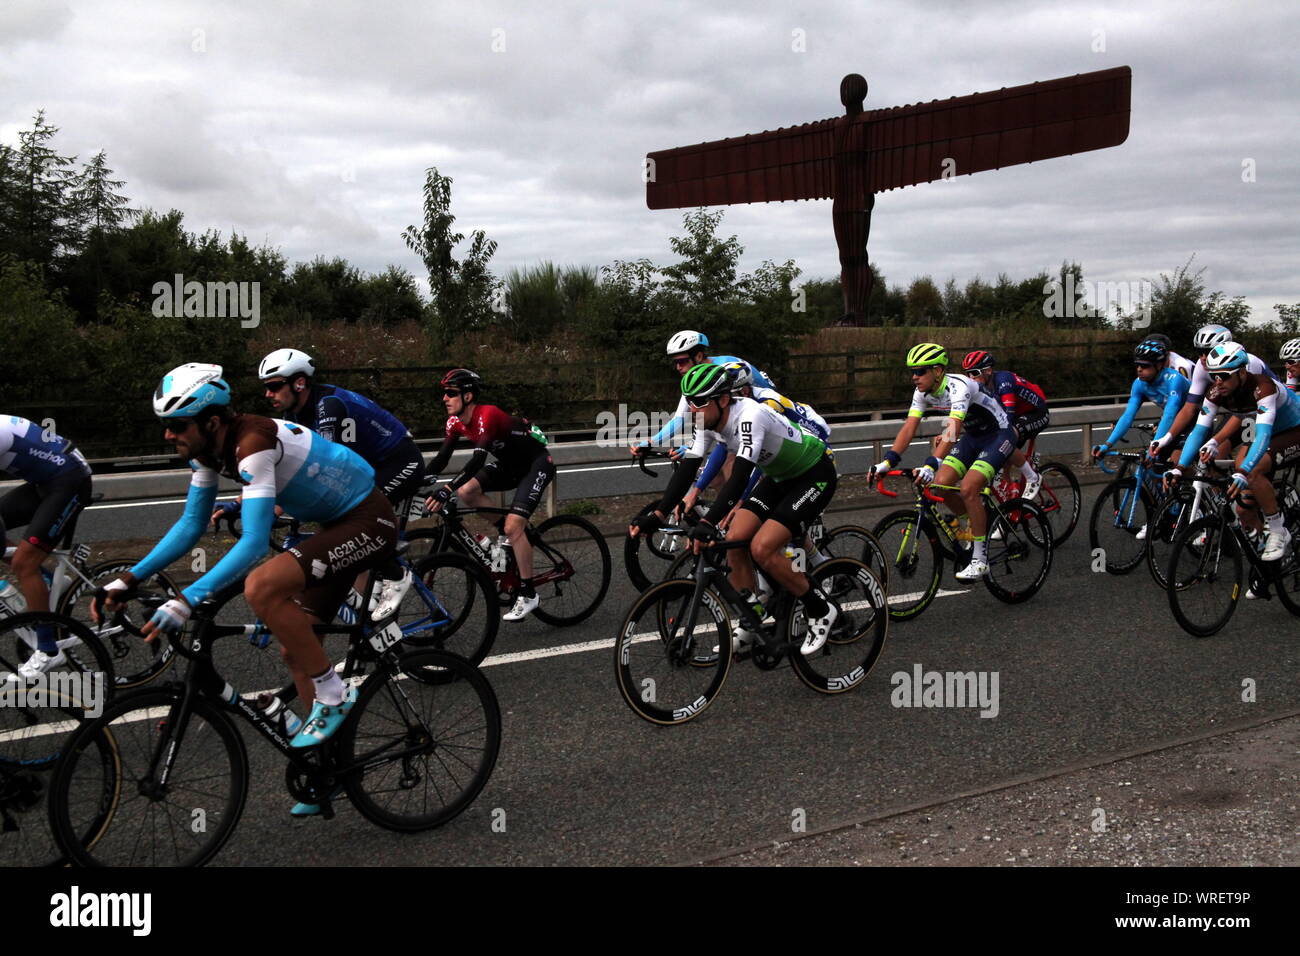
[3,0,1297,322]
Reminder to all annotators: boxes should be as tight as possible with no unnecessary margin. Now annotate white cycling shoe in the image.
[5,648,66,683]
[801,604,839,656]
[954,557,989,581]
[503,593,540,622]
[1021,472,1042,502]
[697,624,761,663]
[1262,527,1293,562]
[370,569,412,621]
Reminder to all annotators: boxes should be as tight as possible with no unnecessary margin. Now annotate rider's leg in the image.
[247,553,335,707]
[724,508,761,595]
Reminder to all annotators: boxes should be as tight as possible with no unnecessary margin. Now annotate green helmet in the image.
[680,363,733,401]
[906,343,948,368]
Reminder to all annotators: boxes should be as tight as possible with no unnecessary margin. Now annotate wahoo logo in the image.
[28,448,67,466]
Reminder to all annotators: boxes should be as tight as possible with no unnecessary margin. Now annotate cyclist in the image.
[1165,342,1300,560]
[0,416,94,679]
[256,348,423,618]
[93,364,397,753]
[422,369,554,622]
[961,351,1046,500]
[866,343,1018,581]
[1092,337,1191,463]
[630,363,839,655]
[1144,332,1194,379]
[1281,338,1300,393]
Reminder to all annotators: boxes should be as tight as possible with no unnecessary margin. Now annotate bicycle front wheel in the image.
[1036,462,1081,545]
[1167,516,1242,637]
[983,497,1054,604]
[58,562,180,688]
[529,515,611,626]
[400,552,499,666]
[615,578,733,725]
[0,612,115,719]
[339,649,501,832]
[624,503,691,591]
[788,558,889,694]
[818,523,890,593]
[1145,484,1203,590]
[49,687,248,867]
[871,510,942,621]
[1088,477,1153,574]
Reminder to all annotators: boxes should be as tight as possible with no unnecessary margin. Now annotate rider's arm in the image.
[129,466,220,583]
[702,456,757,525]
[180,449,278,606]
[933,415,963,461]
[694,444,729,489]
[1239,384,1279,475]
[423,428,460,479]
[654,430,714,514]
[1177,397,1220,468]
[446,448,490,490]
[1103,378,1145,449]
[1152,374,1191,448]
[649,396,689,446]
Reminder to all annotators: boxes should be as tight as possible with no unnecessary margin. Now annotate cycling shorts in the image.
[1267,424,1300,473]
[945,427,1018,482]
[0,452,93,551]
[477,451,556,518]
[374,437,426,508]
[287,488,398,620]
[1014,410,1051,450]
[741,454,837,537]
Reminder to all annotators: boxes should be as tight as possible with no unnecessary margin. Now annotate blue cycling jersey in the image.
[288,384,411,463]
[1103,368,1190,449]
[0,416,90,484]
[1179,376,1300,474]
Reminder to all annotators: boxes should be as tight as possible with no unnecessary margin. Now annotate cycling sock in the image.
[516,578,536,598]
[972,538,988,562]
[800,587,829,619]
[1020,461,1036,479]
[1265,511,1285,535]
[809,548,829,567]
[35,622,59,655]
[311,667,346,707]
[377,557,403,579]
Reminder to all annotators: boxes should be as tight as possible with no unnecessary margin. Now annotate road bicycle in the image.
[615,536,888,726]
[1166,472,1300,636]
[1143,458,1232,590]
[48,570,501,867]
[872,470,1054,620]
[1087,425,1180,575]
[625,449,714,592]
[989,436,1081,545]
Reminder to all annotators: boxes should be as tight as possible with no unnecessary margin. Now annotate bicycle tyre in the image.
[1145,484,1203,590]
[340,649,501,832]
[788,558,889,694]
[400,552,499,666]
[982,497,1054,604]
[1167,516,1242,638]
[1088,476,1154,575]
[615,578,733,725]
[871,510,942,621]
[1036,462,1081,545]
[529,515,611,626]
[819,523,890,593]
[0,612,115,720]
[49,686,248,867]
[624,503,693,592]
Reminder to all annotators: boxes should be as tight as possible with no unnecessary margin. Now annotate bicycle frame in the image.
[421,500,576,595]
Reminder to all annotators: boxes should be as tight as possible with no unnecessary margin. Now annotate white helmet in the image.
[721,360,753,390]
[1192,325,1232,351]
[1280,338,1300,362]
[153,363,231,419]
[258,348,315,382]
[666,330,709,355]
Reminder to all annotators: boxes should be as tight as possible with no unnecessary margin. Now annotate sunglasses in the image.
[163,417,195,432]
[908,369,931,378]
[687,396,714,409]
[1134,362,1155,370]
[966,368,987,377]
[263,380,289,392]
[442,388,463,398]
[1208,370,1237,382]
[672,357,694,369]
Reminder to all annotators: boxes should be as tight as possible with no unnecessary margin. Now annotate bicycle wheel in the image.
[1088,477,1154,574]
[1271,527,1300,617]
[1036,462,1081,545]
[1167,516,1242,637]
[983,498,1054,604]
[615,578,733,725]
[529,515,611,626]
[871,510,942,621]
[56,562,180,688]
[818,523,890,593]
[49,686,248,867]
[0,612,115,715]
[788,558,889,694]
[1145,484,1204,590]
[624,503,692,592]
[399,552,499,666]
[339,649,501,832]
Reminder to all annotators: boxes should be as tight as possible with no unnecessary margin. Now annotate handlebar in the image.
[633,446,679,477]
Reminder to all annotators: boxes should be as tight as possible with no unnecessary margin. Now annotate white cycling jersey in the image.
[685,396,826,481]
[907,373,1011,435]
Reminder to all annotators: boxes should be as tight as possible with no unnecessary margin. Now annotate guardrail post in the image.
[1081,423,1092,463]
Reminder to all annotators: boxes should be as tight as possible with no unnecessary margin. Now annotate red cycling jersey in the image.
[444,403,546,464]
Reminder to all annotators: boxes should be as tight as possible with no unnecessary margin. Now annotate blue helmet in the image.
[1134,338,1168,362]
[153,363,232,419]
[1205,342,1248,373]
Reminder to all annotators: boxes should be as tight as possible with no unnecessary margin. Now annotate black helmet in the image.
[441,368,481,396]
[1134,339,1168,363]
[1145,333,1172,350]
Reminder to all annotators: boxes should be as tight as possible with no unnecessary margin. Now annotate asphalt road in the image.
[29,426,1299,867]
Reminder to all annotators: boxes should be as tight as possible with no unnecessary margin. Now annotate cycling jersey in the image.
[1186,352,1279,403]
[988,371,1047,418]
[1287,369,1298,394]
[1107,368,1191,449]
[1168,351,1194,379]
[907,373,1011,436]
[131,416,378,606]
[287,384,411,462]
[650,355,774,446]
[1178,375,1300,474]
[0,416,90,484]
[694,386,828,491]
[684,396,826,482]
[444,403,547,462]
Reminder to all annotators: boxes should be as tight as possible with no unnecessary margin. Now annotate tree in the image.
[904,276,943,326]
[1271,303,1300,337]
[402,167,498,347]
[3,110,79,270]
[659,208,743,309]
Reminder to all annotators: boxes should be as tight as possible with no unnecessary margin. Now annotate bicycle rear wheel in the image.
[57,562,180,688]
[1036,462,1081,545]
[871,510,942,621]
[788,558,888,694]
[614,579,733,725]
[49,687,248,867]
[624,503,692,592]
[818,523,889,593]
[529,515,611,626]
[1167,516,1242,637]
[1145,484,1203,590]
[340,649,501,832]
[399,552,499,665]
[0,612,114,719]
[983,498,1053,603]
[1088,477,1153,575]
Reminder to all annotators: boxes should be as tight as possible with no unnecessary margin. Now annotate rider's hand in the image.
[668,445,685,462]
[1162,467,1182,493]
[140,596,191,644]
[1198,439,1220,464]
[210,499,241,530]
[630,510,664,539]
[629,443,648,459]
[1091,443,1109,462]
[1147,439,1163,461]
[914,464,936,488]
[688,520,717,552]
[1226,472,1250,500]
[90,575,136,625]
[425,486,453,514]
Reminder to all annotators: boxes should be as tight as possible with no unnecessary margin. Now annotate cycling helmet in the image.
[1280,338,1300,362]
[153,364,231,419]
[906,343,948,368]
[1193,324,1232,351]
[666,330,709,355]
[1133,338,1168,362]
[257,348,315,381]
[1145,332,1172,350]
[962,350,994,372]
[680,363,733,401]
[441,368,482,395]
[722,361,753,390]
[1205,342,1249,373]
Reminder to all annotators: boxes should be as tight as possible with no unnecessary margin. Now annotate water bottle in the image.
[255,692,303,735]
[0,580,27,613]
[737,588,767,628]
[475,534,493,553]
